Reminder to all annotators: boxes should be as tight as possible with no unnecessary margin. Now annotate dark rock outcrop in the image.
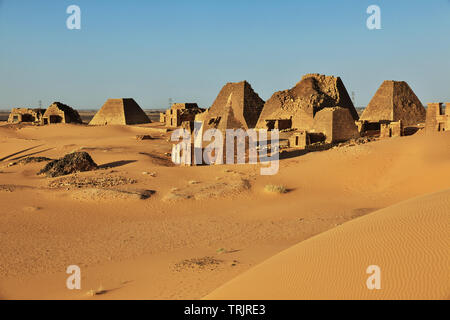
[38,152,98,177]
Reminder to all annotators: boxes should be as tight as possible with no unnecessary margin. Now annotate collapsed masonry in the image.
[358,80,426,138]
[160,103,204,129]
[256,74,359,147]
[7,108,45,124]
[426,103,449,132]
[42,102,82,124]
[7,102,82,125]
[89,98,151,125]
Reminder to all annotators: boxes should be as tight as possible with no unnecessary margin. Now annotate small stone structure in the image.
[42,102,82,124]
[426,103,449,132]
[160,103,204,128]
[311,107,360,143]
[89,98,151,125]
[380,121,403,139]
[289,130,309,149]
[7,108,45,124]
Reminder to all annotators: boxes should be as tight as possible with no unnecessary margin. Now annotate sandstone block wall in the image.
[426,102,449,132]
[164,103,203,128]
[43,102,82,124]
[312,107,359,143]
[289,130,308,149]
[7,108,45,124]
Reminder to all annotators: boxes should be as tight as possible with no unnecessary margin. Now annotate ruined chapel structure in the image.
[160,103,204,129]
[7,108,45,124]
[42,102,83,124]
[426,102,449,132]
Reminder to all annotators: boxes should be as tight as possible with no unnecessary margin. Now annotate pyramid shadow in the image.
[99,160,137,169]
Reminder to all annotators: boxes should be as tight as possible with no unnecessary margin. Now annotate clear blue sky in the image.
[0,0,449,110]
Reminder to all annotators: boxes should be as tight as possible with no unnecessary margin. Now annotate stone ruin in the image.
[89,98,151,125]
[380,121,403,139]
[42,102,83,124]
[358,80,426,137]
[160,103,204,129]
[255,74,359,148]
[426,102,449,132]
[7,108,45,124]
[7,102,82,125]
[312,107,360,143]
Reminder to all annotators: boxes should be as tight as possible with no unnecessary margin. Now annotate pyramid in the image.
[360,81,426,126]
[256,74,358,130]
[196,81,264,131]
[89,98,151,125]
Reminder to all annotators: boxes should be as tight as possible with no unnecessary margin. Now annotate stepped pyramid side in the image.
[198,81,264,131]
[361,81,425,126]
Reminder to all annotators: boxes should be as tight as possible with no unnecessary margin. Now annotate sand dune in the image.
[205,189,450,300]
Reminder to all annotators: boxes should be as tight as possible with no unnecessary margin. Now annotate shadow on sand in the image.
[99,160,137,169]
[0,145,45,162]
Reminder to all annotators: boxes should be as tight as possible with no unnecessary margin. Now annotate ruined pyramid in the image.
[256,74,358,131]
[89,98,151,125]
[360,81,426,126]
[196,81,265,131]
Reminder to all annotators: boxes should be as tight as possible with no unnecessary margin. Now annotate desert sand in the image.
[0,122,449,299]
[205,189,450,300]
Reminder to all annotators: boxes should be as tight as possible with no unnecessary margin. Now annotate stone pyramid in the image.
[360,81,426,126]
[256,74,358,130]
[196,81,264,131]
[89,98,151,125]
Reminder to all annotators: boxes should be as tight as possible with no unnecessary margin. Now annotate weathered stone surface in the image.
[38,152,98,177]
[196,81,264,131]
[256,74,358,130]
[7,108,45,124]
[312,107,359,143]
[89,98,151,125]
[360,81,426,126]
[426,102,449,132]
[43,102,82,124]
[161,103,204,128]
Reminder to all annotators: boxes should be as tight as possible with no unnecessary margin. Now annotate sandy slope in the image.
[205,189,450,300]
[0,122,449,299]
